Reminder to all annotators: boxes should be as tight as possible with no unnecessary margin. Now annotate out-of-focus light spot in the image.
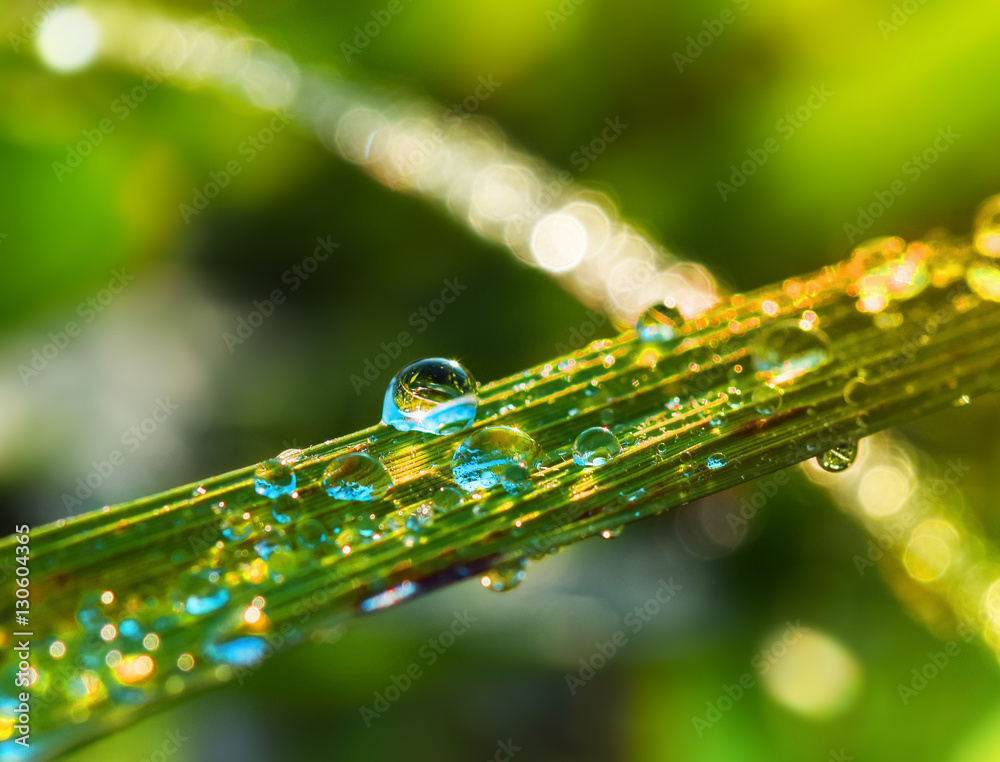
[904,520,960,581]
[983,580,1000,632]
[470,164,539,223]
[243,605,262,624]
[974,195,1000,257]
[252,595,266,608]
[100,590,114,605]
[49,641,66,659]
[858,464,912,517]
[177,653,195,671]
[335,107,389,164]
[759,629,861,719]
[532,211,588,272]
[36,7,101,72]
[165,676,185,695]
[761,299,779,316]
[116,655,155,685]
[143,633,161,651]
[104,650,122,668]
[99,624,117,642]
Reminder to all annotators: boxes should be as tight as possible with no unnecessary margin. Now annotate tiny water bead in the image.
[322,453,392,501]
[706,453,728,470]
[751,321,831,385]
[254,459,296,498]
[572,427,623,467]
[480,559,527,592]
[451,426,541,493]
[636,302,684,343]
[270,493,303,525]
[432,486,464,514]
[817,443,858,473]
[172,570,229,616]
[382,358,478,435]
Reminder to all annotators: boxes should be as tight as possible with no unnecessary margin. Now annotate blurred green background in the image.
[2,0,1000,759]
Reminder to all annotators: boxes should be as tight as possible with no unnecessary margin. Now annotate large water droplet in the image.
[451,426,540,493]
[572,427,622,467]
[752,321,831,384]
[843,376,872,406]
[636,302,684,343]
[382,358,478,435]
[254,459,296,498]
[480,559,527,592]
[706,453,727,470]
[173,570,229,616]
[817,442,858,472]
[221,510,254,542]
[322,453,392,501]
[270,493,302,525]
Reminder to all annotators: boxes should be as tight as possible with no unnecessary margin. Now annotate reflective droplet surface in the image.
[752,385,784,416]
[433,486,464,514]
[295,519,327,548]
[204,636,268,667]
[706,453,727,470]
[636,302,684,343]
[817,442,858,473]
[173,570,229,616]
[254,459,296,498]
[480,559,527,592]
[843,376,871,406]
[270,494,302,525]
[322,453,392,501]
[572,427,623,467]
[452,426,540,493]
[752,321,831,385]
[382,358,478,435]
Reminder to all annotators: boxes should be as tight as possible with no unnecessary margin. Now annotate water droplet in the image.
[382,358,478,435]
[254,459,296,498]
[751,385,784,415]
[432,486,464,514]
[221,511,254,542]
[751,321,831,384]
[270,493,302,525]
[451,427,541,493]
[405,508,433,532]
[706,453,727,470]
[817,442,858,473]
[572,427,622,467]
[974,194,1000,257]
[636,302,684,343]
[204,635,268,667]
[295,519,327,548]
[966,258,1000,302]
[278,448,305,465]
[322,453,392,501]
[480,559,527,592]
[173,570,229,616]
[601,526,624,540]
[843,376,871,406]
[952,394,971,407]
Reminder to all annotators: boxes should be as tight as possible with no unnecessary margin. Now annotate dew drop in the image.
[451,427,541,493]
[322,453,392,501]
[204,635,268,667]
[270,493,302,525]
[382,358,478,435]
[221,511,254,542]
[278,448,305,465]
[572,427,623,467]
[601,526,624,540]
[173,570,229,616]
[843,376,871,406]
[295,519,327,548]
[817,442,858,473]
[706,453,727,470]
[751,385,784,415]
[751,321,831,384]
[636,302,684,343]
[254,459,296,498]
[433,486,464,514]
[480,559,527,592]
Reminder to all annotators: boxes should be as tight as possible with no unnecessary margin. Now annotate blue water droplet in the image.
[382,358,478,435]
[572,427,623,467]
[481,559,527,592]
[119,618,144,640]
[204,636,269,667]
[751,321,831,385]
[254,458,296,498]
[173,570,229,616]
[636,302,684,343]
[322,453,392,501]
[295,519,327,548]
[451,426,540,493]
[270,493,302,525]
[706,453,727,470]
